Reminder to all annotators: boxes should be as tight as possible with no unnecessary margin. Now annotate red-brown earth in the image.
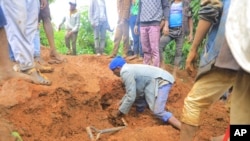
[0,47,229,141]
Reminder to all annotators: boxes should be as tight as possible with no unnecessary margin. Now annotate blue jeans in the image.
[135,83,173,122]
[94,21,107,54]
[135,96,148,113]
[9,43,15,61]
[129,15,143,57]
[33,29,40,57]
[153,83,173,122]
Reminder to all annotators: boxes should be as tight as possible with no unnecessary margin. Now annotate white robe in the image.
[2,0,40,70]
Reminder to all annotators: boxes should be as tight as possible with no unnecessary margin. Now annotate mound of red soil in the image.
[0,47,229,141]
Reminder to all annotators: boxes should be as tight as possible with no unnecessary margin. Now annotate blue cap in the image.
[109,56,126,70]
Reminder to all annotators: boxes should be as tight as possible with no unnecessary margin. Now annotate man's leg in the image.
[173,34,185,78]
[71,32,78,55]
[148,25,160,67]
[94,25,100,55]
[180,68,236,141]
[65,32,71,54]
[99,21,107,55]
[159,35,172,68]
[230,70,250,124]
[153,84,181,129]
[33,29,43,63]
[134,97,147,113]
[8,43,15,61]
[122,21,130,57]
[140,26,151,65]
[2,0,51,85]
[128,15,139,60]
[180,18,214,141]
[40,2,63,62]
[0,26,34,83]
[110,23,123,57]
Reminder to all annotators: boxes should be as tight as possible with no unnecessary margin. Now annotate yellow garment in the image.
[230,70,250,124]
[181,67,236,126]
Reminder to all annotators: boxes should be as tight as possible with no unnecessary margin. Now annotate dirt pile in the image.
[0,47,229,141]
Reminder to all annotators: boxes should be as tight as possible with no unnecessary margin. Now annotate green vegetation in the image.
[11,131,23,141]
[162,0,201,68]
[40,0,203,67]
[40,8,114,55]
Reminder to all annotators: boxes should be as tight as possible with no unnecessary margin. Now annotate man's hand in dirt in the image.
[185,50,197,75]
[108,110,125,126]
[110,110,124,119]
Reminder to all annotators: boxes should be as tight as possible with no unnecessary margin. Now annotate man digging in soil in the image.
[108,56,181,130]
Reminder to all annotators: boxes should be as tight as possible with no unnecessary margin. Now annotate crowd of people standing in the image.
[1,0,249,141]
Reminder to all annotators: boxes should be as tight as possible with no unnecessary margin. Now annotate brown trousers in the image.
[181,67,236,126]
[112,21,129,57]
[231,70,250,124]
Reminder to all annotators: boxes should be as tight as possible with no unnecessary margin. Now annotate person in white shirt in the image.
[89,0,110,56]
[58,1,81,55]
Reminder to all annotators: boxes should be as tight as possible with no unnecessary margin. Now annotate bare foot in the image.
[6,66,52,86]
[167,116,181,130]
[22,68,52,86]
[49,50,65,64]
[127,55,137,61]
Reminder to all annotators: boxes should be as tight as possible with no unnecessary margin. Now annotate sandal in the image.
[34,56,46,65]
[35,63,54,73]
[22,68,52,86]
[48,57,67,64]
[127,55,137,61]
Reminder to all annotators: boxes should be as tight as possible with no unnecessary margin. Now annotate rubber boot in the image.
[179,123,198,141]
[210,134,224,141]
[167,116,181,130]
